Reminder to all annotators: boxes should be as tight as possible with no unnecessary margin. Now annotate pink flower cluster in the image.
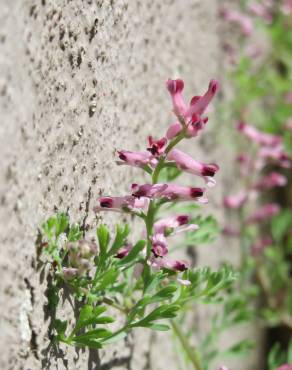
[223,121,290,256]
[94,79,219,271]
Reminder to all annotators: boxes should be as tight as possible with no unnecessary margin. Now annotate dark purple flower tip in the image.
[202,163,220,177]
[190,96,200,106]
[209,79,219,94]
[117,151,127,161]
[237,121,245,131]
[166,79,184,94]
[173,260,189,272]
[176,215,190,225]
[99,197,113,208]
[190,187,204,198]
[115,245,131,259]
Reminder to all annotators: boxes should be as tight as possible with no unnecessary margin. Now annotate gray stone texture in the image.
[0,0,263,369]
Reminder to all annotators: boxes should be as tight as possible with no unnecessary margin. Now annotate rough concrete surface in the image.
[0,0,262,369]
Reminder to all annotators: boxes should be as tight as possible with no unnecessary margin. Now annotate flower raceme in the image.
[95,78,219,271]
[166,79,219,139]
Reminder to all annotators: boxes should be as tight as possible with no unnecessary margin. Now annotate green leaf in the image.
[54,319,67,339]
[73,328,112,341]
[72,337,103,348]
[108,224,130,257]
[94,268,119,290]
[96,224,110,268]
[75,305,93,332]
[146,323,170,331]
[68,223,82,242]
[101,331,128,344]
[55,213,69,237]
[117,240,146,266]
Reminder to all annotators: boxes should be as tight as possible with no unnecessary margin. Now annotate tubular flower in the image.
[166,79,219,137]
[167,148,219,187]
[94,195,149,212]
[221,9,253,36]
[117,150,156,168]
[186,79,219,117]
[115,244,132,259]
[237,121,282,147]
[151,233,168,257]
[147,136,167,156]
[223,192,248,209]
[253,172,287,190]
[154,215,198,236]
[166,79,188,119]
[132,183,206,202]
[159,184,207,202]
[131,183,168,198]
[259,145,291,168]
[151,257,189,271]
[246,203,280,224]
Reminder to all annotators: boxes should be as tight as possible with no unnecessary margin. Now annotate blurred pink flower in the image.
[224,192,248,209]
[237,121,282,147]
[248,2,273,23]
[253,172,287,190]
[221,9,253,36]
[246,203,280,224]
[276,365,292,370]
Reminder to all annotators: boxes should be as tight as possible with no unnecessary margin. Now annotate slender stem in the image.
[171,320,203,370]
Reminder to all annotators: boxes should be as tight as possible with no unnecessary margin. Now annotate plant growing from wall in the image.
[38,78,242,370]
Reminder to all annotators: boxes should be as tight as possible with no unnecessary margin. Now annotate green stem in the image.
[171,320,203,370]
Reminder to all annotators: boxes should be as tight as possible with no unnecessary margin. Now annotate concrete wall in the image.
[0,0,262,369]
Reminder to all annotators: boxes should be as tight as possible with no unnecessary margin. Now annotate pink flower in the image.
[166,79,188,119]
[154,215,198,236]
[132,183,206,202]
[62,267,79,279]
[131,183,168,198]
[160,184,207,202]
[221,9,253,36]
[151,233,168,257]
[223,192,248,209]
[246,203,280,224]
[94,196,149,212]
[259,145,291,168]
[147,136,167,156]
[222,225,240,237]
[251,237,272,257]
[253,172,287,190]
[281,0,292,15]
[237,122,282,147]
[166,117,208,139]
[248,3,273,23]
[115,244,132,259]
[152,257,189,271]
[167,148,219,187]
[276,365,292,370]
[166,79,219,137]
[219,367,229,370]
[186,80,219,117]
[117,150,156,168]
